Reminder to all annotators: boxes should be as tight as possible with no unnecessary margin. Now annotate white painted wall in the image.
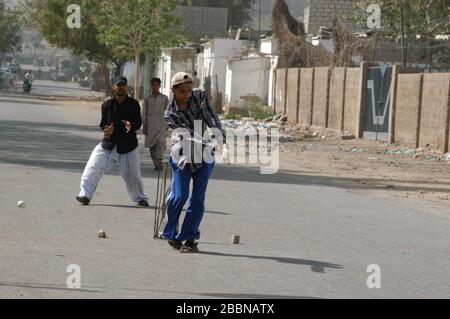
[202,39,251,102]
[260,37,278,55]
[259,37,278,109]
[157,51,172,97]
[156,48,197,97]
[196,53,204,89]
[225,56,271,110]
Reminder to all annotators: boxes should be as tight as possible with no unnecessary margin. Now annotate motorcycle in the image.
[23,79,32,93]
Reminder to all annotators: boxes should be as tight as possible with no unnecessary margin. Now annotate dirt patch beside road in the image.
[279,137,450,209]
[220,116,450,210]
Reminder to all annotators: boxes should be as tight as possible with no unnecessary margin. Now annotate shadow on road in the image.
[88,203,229,216]
[0,281,322,298]
[0,119,100,171]
[0,281,100,293]
[197,251,343,273]
[197,292,323,299]
[89,204,154,209]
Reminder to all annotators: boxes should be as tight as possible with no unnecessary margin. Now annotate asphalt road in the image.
[0,91,449,299]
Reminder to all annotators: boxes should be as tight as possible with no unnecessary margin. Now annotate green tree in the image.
[354,0,449,42]
[353,0,449,67]
[181,0,256,28]
[98,0,186,99]
[0,0,21,68]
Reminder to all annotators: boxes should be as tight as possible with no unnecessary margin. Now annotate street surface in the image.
[0,83,449,298]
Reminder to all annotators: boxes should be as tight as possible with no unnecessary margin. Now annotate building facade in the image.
[176,6,228,42]
[304,0,360,34]
[199,39,251,111]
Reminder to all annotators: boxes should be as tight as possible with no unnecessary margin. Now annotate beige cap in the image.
[171,72,193,88]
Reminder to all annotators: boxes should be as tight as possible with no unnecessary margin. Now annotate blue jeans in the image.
[162,157,215,242]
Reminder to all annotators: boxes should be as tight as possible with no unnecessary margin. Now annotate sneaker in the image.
[76,196,90,205]
[180,240,199,253]
[138,200,150,207]
[168,240,183,250]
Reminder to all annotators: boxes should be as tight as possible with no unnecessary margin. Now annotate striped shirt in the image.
[165,89,226,172]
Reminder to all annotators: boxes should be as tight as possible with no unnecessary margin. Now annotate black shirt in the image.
[100,95,142,154]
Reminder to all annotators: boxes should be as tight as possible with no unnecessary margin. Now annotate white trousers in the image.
[79,143,149,203]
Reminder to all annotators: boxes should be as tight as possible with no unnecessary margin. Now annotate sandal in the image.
[179,240,199,253]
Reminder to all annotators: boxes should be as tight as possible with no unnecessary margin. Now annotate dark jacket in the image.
[100,95,142,154]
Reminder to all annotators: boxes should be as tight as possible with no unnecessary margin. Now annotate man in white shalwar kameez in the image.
[142,77,169,171]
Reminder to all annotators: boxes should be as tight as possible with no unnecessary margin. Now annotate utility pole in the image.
[201,0,204,33]
[399,0,406,71]
[258,0,261,38]
[429,43,433,73]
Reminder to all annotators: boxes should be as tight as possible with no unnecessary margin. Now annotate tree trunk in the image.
[98,62,112,97]
[114,62,123,78]
[134,48,141,100]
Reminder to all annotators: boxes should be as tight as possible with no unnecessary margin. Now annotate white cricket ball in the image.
[17,200,26,208]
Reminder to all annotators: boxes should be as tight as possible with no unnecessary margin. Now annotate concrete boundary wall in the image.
[418,73,450,153]
[328,67,347,131]
[393,74,423,147]
[277,64,450,153]
[343,67,362,136]
[286,68,301,123]
[312,67,331,128]
[281,65,362,135]
[275,68,287,114]
[298,68,315,126]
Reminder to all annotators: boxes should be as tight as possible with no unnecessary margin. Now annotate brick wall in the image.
[343,68,361,136]
[177,6,228,41]
[312,67,331,127]
[305,0,359,34]
[394,74,423,147]
[298,68,315,126]
[286,68,301,123]
[276,63,450,153]
[419,74,450,153]
[275,68,287,114]
[328,67,346,130]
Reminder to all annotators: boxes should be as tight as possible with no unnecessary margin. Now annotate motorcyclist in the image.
[23,70,34,92]
[24,70,34,83]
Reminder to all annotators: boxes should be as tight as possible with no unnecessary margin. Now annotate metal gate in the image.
[363,65,393,141]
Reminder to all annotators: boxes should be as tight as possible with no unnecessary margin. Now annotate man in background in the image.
[192,71,200,88]
[142,77,169,171]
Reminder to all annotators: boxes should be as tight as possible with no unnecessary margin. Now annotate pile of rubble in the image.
[382,146,450,163]
[220,114,450,165]
[220,114,355,143]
